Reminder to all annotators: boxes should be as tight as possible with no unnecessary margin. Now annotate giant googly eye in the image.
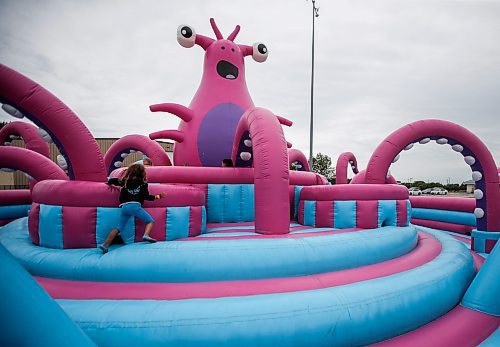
[252,42,268,62]
[177,25,196,48]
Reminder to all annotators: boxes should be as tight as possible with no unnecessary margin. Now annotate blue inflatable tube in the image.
[0,204,30,219]
[411,207,476,226]
[0,244,95,347]
[479,328,500,347]
[0,218,417,282]
[58,229,474,346]
[462,241,500,316]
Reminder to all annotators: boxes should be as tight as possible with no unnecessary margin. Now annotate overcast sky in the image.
[1,0,499,184]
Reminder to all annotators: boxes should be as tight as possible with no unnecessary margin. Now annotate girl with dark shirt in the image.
[99,164,164,254]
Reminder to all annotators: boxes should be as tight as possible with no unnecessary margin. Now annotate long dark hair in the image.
[121,164,146,187]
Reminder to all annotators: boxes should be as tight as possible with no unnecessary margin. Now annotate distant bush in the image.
[403,181,466,192]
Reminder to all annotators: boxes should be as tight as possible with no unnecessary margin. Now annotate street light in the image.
[307,0,320,166]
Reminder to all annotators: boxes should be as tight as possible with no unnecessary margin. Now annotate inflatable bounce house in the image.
[0,18,498,346]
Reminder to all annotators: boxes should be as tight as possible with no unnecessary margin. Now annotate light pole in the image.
[308,0,319,166]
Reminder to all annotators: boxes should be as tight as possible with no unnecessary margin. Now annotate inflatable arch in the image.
[103,134,171,175]
[363,119,500,234]
[0,121,50,158]
[336,152,359,184]
[0,147,67,230]
[0,64,106,181]
[335,152,398,184]
[231,107,290,234]
[0,147,67,182]
[0,121,53,190]
[0,121,53,220]
[288,148,310,172]
[351,169,398,184]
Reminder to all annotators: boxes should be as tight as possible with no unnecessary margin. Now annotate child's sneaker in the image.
[98,244,108,254]
[142,235,157,243]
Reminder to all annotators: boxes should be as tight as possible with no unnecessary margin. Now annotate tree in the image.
[311,153,335,183]
[0,121,8,130]
[404,180,465,192]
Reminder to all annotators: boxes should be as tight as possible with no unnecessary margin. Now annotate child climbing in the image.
[99,163,165,254]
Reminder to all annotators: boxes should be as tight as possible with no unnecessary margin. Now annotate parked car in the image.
[422,188,432,194]
[430,187,448,195]
[408,187,422,196]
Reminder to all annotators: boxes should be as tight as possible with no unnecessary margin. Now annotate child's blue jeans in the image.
[117,202,154,231]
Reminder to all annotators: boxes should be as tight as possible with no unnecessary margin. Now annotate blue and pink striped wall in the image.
[298,199,410,228]
[30,203,206,249]
[297,184,410,229]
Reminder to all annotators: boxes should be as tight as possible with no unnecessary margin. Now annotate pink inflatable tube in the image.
[149,129,185,143]
[231,107,290,234]
[0,190,31,206]
[0,189,31,225]
[300,184,408,201]
[103,134,171,175]
[374,305,499,347]
[336,152,359,184]
[364,119,500,233]
[288,148,310,171]
[35,232,440,300]
[0,121,50,158]
[0,64,106,181]
[351,169,398,184]
[409,196,475,213]
[31,180,204,208]
[111,166,324,185]
[0,121,52,190]
[412,218,474,235]
[0,147,67,182]
[291,171,328,185]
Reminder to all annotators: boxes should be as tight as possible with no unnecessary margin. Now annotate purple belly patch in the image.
[197,103,245,167]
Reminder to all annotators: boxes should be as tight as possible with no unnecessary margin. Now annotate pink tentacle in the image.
[363,119,500,234]
[231,107,290,234]
[0,64,106,182]
[288,148,311,172]
[0,121,50,158]
[149,130,185,143]
[195,34,214,51]
[336,152,359,184]
[238,44,253,57]
[149,103,194,122]
[209,18,223,40]
[227,25,240,41]
[276,116,293,127]
[103,134,172,174]
[0,146,67,183]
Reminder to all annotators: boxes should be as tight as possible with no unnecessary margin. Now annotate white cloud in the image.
[1,0,498,183]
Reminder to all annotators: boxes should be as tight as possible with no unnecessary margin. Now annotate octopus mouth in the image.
[217,60,239,80]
